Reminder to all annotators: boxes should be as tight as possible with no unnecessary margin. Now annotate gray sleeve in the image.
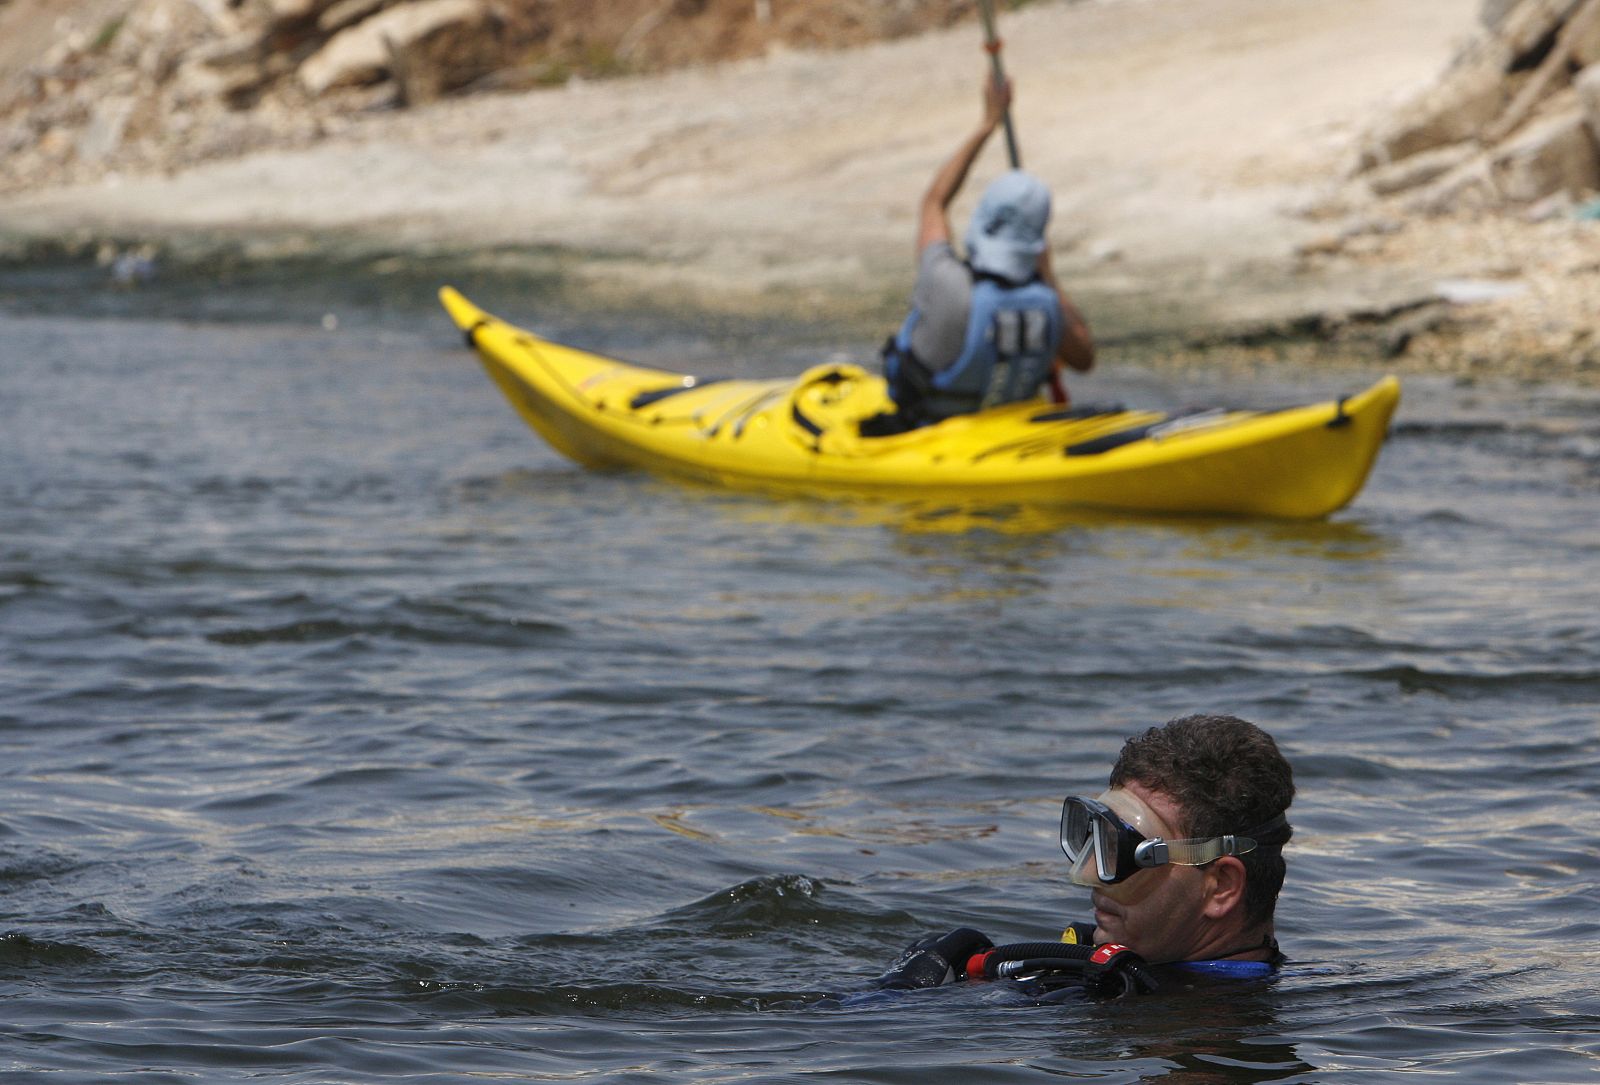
[907,241,973,374]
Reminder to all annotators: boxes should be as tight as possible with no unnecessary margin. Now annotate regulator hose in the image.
[870,930,1158,999]
[967,941,1159,998]
[965,941,1094,980]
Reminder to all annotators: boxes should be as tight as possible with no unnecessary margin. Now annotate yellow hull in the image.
[441,287,1399,519]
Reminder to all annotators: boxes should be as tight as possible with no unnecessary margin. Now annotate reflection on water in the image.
[663,481,1402,553]
[0,303,1597,1082]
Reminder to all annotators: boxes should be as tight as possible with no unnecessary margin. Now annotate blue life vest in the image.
[885,275,1064,421]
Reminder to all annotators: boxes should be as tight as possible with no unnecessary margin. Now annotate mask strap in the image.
[1134,812,1292,869]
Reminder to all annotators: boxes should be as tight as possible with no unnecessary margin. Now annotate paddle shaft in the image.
[976,0,1021,168]
[977,0,1061,398]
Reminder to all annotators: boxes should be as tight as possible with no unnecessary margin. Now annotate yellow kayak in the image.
[441,287,1399,519]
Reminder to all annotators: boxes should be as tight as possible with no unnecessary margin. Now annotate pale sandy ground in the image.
[1,0,1482,340]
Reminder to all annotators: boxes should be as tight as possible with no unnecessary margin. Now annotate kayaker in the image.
[866,76,1095,435]
[870,714,1295,998]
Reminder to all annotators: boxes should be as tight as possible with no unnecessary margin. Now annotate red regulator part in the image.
[1090,943,1133,965]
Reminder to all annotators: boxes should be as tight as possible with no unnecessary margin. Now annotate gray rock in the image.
[1493,106,1600,201]
[1359,37,1512,170]
[188,32,268,70]
[1571,3,1600,63]
[1481,0,1521,28]
[1499,0,1587,61]
[1579,64,1600,142]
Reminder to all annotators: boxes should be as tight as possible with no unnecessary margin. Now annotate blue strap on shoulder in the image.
[1172,958,1277,979]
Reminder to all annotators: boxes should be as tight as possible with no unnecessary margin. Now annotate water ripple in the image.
[3,313,1598,1081]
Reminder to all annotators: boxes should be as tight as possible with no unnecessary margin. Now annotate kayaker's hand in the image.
[983,75,1012,133]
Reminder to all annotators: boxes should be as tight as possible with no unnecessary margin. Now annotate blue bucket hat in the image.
[964,170,1051,284]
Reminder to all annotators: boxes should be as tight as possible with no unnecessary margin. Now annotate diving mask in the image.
[1060,789,1290,887]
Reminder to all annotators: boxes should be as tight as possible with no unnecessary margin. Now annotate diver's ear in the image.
[1202,855,1247,920]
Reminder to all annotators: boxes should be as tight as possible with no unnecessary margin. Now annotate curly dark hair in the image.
[1108,714,1295,928]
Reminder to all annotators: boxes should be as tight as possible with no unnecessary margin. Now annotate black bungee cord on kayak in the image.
[871,927,1158,1000]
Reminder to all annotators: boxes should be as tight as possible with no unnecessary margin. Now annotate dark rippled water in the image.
[2,278,1598,1083]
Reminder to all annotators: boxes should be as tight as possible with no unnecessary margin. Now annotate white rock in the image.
[1086,238,1124,264]
[76,95,136,163]
[172,56,228,100]
[1407,156,1501,214]
[1434,277,1529,304]
[190,32,267,70]
[319,0,391,34]
[257,0,323,22]
[298,0,486,96]
[1366,142,1480,195]
[1524,189,1577,218]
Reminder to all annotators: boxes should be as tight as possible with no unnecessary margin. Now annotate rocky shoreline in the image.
[1309,0,1600,383]
[0,0,977,196]
[2,0,1597,383]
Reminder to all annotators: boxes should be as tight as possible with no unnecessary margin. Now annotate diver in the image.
[863,75,1095,436]
[862,714,1295,1001]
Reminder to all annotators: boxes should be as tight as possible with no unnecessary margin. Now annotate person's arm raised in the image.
[915,77,1011,255]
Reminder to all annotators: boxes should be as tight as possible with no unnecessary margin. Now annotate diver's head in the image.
[1059,715,1295,962]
